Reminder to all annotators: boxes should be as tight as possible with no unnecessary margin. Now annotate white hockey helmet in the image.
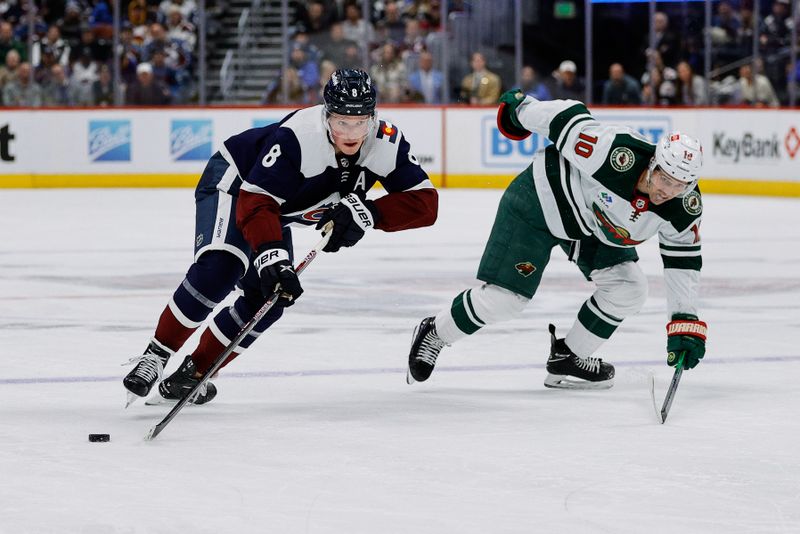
[651,131,703,185]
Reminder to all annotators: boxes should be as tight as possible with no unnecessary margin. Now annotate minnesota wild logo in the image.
[682,190,702,215]
[610,147,635,172]
[592,203,644,246]
[515,262,537,277]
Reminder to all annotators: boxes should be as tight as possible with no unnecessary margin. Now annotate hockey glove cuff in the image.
[497,89,531,141]
[316,193,379,253]
[254,242,303,307]
[666,313,707,370]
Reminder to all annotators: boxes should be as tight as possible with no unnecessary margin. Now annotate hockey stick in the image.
[649,352,685,424]
[144,223,333,441]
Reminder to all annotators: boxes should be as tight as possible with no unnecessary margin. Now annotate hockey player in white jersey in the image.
[407,90,707,389]
[122,69,438,406]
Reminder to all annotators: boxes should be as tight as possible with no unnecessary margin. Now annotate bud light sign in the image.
[171,120,213,161]
[481,114,672,169]
[89,120,131,162]
[482,116,551,168]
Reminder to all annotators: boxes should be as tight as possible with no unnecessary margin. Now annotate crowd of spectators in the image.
[2,0,798,108]
[0,0,204,107]
[268,0,797,109]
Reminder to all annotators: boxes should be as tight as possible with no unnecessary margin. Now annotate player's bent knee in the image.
[472,283,530,323]
[591,262,648,317]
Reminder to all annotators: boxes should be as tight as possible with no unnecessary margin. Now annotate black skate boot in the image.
[407,317,447,384]
[544,324,614,389]
[123,340,173,407]
[156,355,217,405]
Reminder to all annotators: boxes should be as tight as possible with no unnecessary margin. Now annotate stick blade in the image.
[648,372,664,424]
[144,424,161,441]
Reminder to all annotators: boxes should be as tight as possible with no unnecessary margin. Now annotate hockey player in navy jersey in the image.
[407,90,707,389]
[123,69,438,405]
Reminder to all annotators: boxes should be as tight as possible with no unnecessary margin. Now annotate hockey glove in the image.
[666,313,708,370]
[254,242,303,307]
[497,89,531,141]
[315,193,379,253]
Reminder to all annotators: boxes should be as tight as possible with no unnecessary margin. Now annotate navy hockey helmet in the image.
[323,69,377,116]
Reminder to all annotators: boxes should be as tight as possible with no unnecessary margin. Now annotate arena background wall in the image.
[1,106,798,196]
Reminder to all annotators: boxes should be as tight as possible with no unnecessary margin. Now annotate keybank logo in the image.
[89,120,131,162]
[481,113,671,168]
[171,119,213,161]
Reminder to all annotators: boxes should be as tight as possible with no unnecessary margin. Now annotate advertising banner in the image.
[0,106,797,195]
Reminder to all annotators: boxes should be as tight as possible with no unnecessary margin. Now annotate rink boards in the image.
[1,106,799,196]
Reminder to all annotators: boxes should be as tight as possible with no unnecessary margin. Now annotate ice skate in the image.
[123,340,173,407]
[543,324,614,389]
[152,355,217,405]
[407,317,447,384]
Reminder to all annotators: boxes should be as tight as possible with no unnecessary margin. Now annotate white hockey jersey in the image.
[514,97,703,317]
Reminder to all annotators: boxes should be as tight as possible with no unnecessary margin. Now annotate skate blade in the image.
[544,374,614,390]
[406,368,416,385]
[125,392,141,409]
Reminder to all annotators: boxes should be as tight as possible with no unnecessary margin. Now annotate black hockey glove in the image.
[666,313,708,370]
[497,89,531,141]
[254,242,303,307]
[315,193,379,253]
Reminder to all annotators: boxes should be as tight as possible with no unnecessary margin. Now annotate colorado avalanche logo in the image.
[682,190,702,216]
[610,147,635,172]
[515,262,537,277]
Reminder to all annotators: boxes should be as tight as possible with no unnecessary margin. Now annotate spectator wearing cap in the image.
[3,62,43,107]
[601,63,641,105]
[549,59,586,101]
[520,65,551,101]
[408,50,443,103]
[126,62,171,105]
[460,51,501,105]
[0,21,26,62]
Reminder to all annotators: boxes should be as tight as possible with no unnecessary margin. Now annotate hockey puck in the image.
[88,434,110,442]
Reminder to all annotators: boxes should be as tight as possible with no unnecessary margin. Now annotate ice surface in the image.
[1,189,799,533]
